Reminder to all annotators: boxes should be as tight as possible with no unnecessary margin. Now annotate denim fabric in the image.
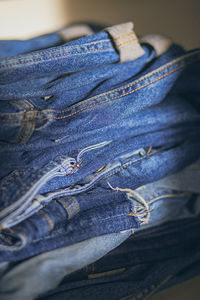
[0,230,132,300]
[0,22,200,229]
[0,160,199,262]
[35,216,200,300]
[0,23,100,59]
[0,199,139,262]
[0,21,200,300]
[0,182,199,299]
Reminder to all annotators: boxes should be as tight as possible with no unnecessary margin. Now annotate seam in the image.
[29,212,134,244]
[0,52,188,118]
[12,100,27,113]
[117,38,138,47]
[114,31,135,40]
[13,120,27,144]
[148,192,190,204]
[45,50,198,113]
[0,45,113,69]
[0,51,198,118]
[68,196,79,213]
[21,119,35,143]
[21,110,37,143]
[0,62,187,123]
[13,101,27,143]
[1,55,199,123]
[104,150,158,179]
[0,39,110,64]
[59,199,73,217]
[23,99,34,110]
[37,211,54,230]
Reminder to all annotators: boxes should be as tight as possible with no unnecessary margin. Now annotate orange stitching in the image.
[23,99,34,110]
[0,52,191,117]
[117,38,138,47]
[12,100,28,143]
[60,199,73,217]
[45,53,198,113]
[1,54,198,120]
[68,196,79,213]
[0,45,112,68]
[146,146,152,155]
[46,53,198,114]
[12,100,26,113]
[0,57,198,123]
[114,31,134,41]
[38,211,54,230]
[21,111,36,144]
[0,40,110,64]
[94,164,107,173]
[14,122,26,144]
[47,63,187,121]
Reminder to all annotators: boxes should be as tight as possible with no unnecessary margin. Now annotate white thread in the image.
[107,181,150,224]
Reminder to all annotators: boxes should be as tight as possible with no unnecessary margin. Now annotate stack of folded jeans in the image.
[0,22,199,300]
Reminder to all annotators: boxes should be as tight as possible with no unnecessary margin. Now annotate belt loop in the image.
[59,25,94,42]
[106,22,145,62]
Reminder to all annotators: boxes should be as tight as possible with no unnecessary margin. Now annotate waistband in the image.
[0,22,145,84]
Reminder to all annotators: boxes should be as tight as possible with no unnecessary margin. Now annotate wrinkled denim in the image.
[35,216,200,300]
[0,21,200,300]
[0,22,200,229]
[0,166,200,299]
[0,160,199,262]
[0,230,132,300]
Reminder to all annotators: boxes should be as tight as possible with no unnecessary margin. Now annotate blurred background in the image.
[0,0,200,49]
[0,0,199,299]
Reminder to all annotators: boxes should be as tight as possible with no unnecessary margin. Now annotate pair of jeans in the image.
[0,158,199,261]
[35,215,200,300]
[1,161,200,299]
[0,230,133,300]
[0,145,199,260]
[0,22,200,229]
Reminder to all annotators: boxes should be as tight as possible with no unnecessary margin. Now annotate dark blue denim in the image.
[0,49,200,228]
[0,174,199,299]
[0,21,199,300]
[0,230,133,300]
[0,157,199,263]
[35,216,200,300]
[0,199,139,262]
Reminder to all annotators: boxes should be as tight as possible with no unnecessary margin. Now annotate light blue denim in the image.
[0,230,132,300]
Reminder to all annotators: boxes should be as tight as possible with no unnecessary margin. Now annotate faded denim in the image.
[36,216,200,300]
